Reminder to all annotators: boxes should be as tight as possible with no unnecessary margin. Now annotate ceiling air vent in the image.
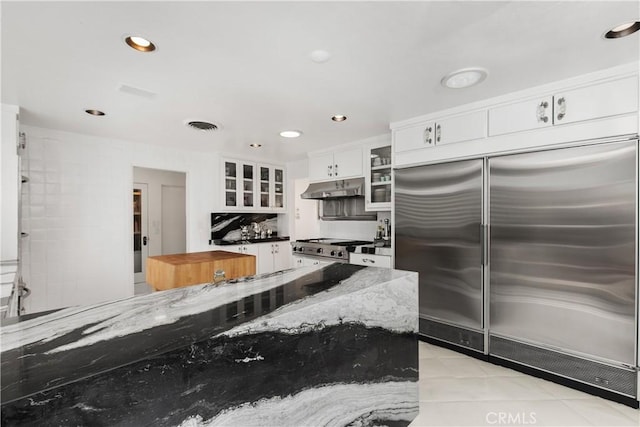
[186,121,219,131]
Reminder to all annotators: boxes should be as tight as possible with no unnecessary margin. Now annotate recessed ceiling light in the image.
[441,67,488,89]
[125,35,156,52]
[309,49,331,63]
[604,21,640,39]
[85,109,105,116]
[332,115,347,122]
[279,130,302,138]
[249,143,262,148]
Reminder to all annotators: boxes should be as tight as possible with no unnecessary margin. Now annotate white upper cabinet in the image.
[394,110,486,153]
[489,96,553,136]
[552,76,638,126]
[364,142,392,211]
[258,164,286,212]
[435,110,487,146]
[222,158,285,212]
[222,158,257,211]
[308,147,363,182]
[394,121,435,152]
[489,76,638,136]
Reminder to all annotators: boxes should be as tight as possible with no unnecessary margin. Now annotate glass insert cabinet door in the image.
[274,168,284,208]
[224,160,256,208]
[243,164,254,207]
[260,166,270,208]
[224,161,237,207]
[259,166,285,209]
[370,145,392,204]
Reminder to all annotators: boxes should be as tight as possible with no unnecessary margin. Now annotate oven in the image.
[291,239,373,263]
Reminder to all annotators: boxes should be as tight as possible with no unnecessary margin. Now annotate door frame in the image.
[133,183,149,283]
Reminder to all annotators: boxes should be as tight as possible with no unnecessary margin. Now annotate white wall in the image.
[1,105,19,263]
[20,125,219,313]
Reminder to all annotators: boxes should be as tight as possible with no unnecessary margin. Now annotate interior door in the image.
[395,159,484,330]
[133,183,148,283]
[489,140,637,365]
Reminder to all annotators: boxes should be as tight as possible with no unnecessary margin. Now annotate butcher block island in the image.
[146,250,256,290]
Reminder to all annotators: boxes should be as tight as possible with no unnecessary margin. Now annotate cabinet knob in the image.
[556,97,566,121]
[334,164,339,176]
[327,165,333,177]
[436,124,441,143]
[536,101,549,123]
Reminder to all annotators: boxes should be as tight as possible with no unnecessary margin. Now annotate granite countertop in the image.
[210,236,290,245]
[1,263,419,426]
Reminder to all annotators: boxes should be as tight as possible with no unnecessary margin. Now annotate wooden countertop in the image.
[148,250,254,265]
[146,250,256,291]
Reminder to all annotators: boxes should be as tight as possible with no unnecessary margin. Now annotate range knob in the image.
[330,250,336,256]
[317,248,323,254]
[299,247,304,253]
[292,246,298,252]
[337,251,344,258]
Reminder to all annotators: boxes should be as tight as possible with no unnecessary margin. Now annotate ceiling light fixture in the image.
[249,143,262,148]
[124,35,156,52]
[604,21,640,39]
[309,49,332,63]
[441,67,488,89]
[332,115,347,122]
[279,130,302,138]
[85,109,105,116]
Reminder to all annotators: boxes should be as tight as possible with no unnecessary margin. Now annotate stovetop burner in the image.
[291,238,373,261]
[296,238,373,246]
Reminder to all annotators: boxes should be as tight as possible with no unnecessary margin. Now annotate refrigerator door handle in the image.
[480,224,488,266]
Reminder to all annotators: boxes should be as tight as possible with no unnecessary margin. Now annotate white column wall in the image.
[20,125,219,313]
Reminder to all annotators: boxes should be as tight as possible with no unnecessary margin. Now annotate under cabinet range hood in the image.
[301,178,366,199]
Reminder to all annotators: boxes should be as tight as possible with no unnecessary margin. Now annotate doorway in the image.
[132,167,187,287]
[133,183,148,283]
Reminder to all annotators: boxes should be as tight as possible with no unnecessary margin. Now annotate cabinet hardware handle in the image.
[363,258,376,264]
[436,124,441,143]
[556,97,566,121]
[536,101,549,123]
[275,244,279,253]
[423,126,433,145]
[328,165,332,177]
[334,164,338,176]
[271,244,274,254]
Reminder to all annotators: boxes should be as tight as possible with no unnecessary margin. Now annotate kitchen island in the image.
[146,250,256,291]
[1,263,419,426]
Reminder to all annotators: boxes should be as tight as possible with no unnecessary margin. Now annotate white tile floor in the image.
[410,341,640,427]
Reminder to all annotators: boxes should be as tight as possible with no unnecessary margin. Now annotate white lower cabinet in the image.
[292,255,325,268]
[225,242,290,275]
[258,242,291,274]
[349,253,392,268]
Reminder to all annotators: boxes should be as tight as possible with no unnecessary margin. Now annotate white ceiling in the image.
[2,1,638,162]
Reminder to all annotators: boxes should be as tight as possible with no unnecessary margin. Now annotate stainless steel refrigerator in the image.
[395,159,486,353]
[488,140,637,398]
[395,138,638,398]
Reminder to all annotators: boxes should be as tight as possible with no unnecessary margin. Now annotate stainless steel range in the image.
[291,239,373,262]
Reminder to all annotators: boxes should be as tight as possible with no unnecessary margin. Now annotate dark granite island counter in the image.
[1,263,419,426]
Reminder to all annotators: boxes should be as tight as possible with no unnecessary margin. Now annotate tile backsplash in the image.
[210,213,278,243]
